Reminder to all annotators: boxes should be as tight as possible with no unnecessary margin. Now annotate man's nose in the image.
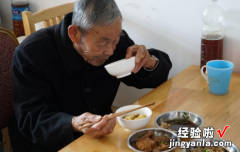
[103,45,114,56]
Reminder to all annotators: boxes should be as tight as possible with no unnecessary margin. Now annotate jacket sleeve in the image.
[120,31,172,89]
[12,46,74,151]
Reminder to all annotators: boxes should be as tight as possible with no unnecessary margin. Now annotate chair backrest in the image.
[0,27,19,130]
[22,2,74,37]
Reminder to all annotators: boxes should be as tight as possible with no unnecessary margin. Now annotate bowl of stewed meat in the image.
[127,128,180,152]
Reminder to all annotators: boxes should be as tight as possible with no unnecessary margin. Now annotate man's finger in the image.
[126,45,139,59]
[80,115,104,133]
[85,113,102,123]
[91,115,108,131]
[96,117,116,136]
[83,116,116,137]
[108,118,116,133]
[84,115,108,135]
[126,46,134,59]
[135,46,145,63]
[132,47,145,73]
[136,56,149,72]
[132,63,139,73]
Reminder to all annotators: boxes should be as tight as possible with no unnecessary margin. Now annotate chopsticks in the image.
[78,102,155,130]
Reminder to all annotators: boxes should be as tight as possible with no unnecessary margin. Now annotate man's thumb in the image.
[93,115,102,122]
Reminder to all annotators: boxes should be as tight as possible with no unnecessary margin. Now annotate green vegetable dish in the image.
[160,112,197,131]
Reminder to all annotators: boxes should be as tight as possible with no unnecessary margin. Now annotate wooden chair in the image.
[22,2,74,37]
[0,27,19,152]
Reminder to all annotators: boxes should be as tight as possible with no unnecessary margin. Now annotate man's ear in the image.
[68,25,81,43]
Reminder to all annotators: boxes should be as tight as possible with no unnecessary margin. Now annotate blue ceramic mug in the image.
[201,60,234,95]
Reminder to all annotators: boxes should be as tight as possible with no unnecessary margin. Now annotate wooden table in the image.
[59,65,240,152]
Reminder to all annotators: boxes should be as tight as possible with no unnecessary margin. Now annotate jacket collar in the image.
[54,12,86,75]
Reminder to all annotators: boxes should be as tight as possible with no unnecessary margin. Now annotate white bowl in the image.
[116,105,152,131]
[104,57,135,78]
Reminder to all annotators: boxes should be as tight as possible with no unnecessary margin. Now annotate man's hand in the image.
[126,44,157,73]
[71,112,116,138]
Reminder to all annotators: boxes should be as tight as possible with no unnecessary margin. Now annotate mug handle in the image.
[201,66,208,81]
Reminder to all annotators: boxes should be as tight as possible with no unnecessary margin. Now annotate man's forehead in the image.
[89,18,122,40]
[99,30,123,40]
[90,26,122,41]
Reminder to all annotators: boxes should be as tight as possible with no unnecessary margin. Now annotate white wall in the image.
[0,0,76,30]
[113,0,240,107]
[1,0,240,107]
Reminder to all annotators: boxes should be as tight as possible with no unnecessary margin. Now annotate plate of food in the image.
[127,128,180,152]
[154,111,204,132]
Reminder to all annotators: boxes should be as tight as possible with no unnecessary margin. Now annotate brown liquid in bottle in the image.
[12,2,29,37]
[200,34,223,72]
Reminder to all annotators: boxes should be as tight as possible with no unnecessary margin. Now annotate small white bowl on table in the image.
[115,105,152,131]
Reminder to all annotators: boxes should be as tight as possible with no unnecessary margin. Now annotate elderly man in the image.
[9,0,172,151]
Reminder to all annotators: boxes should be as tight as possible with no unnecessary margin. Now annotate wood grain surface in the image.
[59,65,240,152]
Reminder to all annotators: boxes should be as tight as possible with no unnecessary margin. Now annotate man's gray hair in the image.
[72,0,122,34]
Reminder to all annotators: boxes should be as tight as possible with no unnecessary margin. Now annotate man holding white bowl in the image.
[9,0,172,151]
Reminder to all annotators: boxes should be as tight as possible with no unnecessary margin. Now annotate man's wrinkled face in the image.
[74,18,122,66]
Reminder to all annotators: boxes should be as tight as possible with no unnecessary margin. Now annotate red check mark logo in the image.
[217,125,229,138]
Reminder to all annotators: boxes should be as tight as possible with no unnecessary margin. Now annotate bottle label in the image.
[12,6,30,21]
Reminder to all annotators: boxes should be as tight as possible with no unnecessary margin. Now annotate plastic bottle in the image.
[11,0,30,37]
[200,0,224,70]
